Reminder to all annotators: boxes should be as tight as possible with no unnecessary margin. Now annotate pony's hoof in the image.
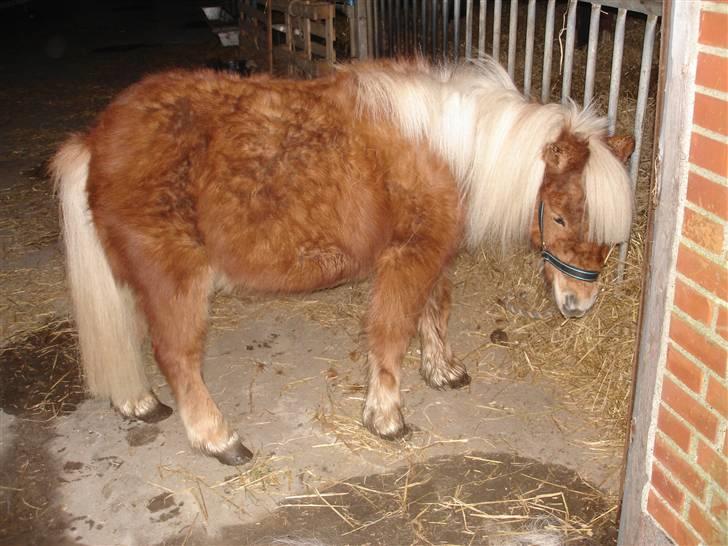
[212,441,254,466]
[421,366,471,390]
[446,372,471,390]
[116,394,173,423]
[362,409,410,441]
[138,401,174,423]
[373,424,412,442]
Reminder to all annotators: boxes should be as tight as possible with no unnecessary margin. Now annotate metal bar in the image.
[492,0,501,61]
[404,0,410,54]
[387,0,393,56]
[507,0,518,79]
[523,0,536,97]
[583,3,601,105]
[443,0,449,60]
[413,0,419,52]
[618,13,658,278]
[394,0,404,55]
[478,0,486,59]
[267,0,273,73]
[629,14,658,187]
[326,10,335,63]
[560,0,578,103]
[432,0,437,59]
[541,0,556,103]
[465,0,473,59]
[454,0,461,61]
[346,4,357,58]
[607,9,627,134]
[373,0,380,57]
[422,0,427,53]
[366,0,374,58]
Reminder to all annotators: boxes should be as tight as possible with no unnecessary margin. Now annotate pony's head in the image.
[529,132,635,318]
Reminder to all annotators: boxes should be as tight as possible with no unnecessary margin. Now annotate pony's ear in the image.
[605,134,635,163]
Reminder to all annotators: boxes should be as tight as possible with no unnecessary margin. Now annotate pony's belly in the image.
[212,241,370,294]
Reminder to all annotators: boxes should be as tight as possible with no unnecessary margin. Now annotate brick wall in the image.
[646,2,728,544]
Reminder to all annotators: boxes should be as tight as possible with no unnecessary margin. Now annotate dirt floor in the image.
[0,1,654,545]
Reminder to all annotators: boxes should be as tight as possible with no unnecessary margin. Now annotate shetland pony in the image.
[52,57,634,465]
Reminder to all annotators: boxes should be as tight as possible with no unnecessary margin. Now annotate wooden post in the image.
[355,0,370,59]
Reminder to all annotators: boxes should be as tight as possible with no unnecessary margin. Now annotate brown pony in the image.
[52,58,634,465]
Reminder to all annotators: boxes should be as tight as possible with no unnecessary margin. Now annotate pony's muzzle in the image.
[559,293,587,318]
[552,280,598,319]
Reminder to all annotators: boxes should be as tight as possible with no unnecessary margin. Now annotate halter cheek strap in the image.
[538,202,600,283]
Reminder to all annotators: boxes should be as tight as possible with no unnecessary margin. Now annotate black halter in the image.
[538,202,600,283]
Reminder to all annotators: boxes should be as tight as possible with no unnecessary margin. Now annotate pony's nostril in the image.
[560,294,586,318]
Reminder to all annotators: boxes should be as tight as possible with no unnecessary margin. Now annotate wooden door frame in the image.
[617,1,702,543]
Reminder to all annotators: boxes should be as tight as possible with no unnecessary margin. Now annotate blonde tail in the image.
[52,136,162,418]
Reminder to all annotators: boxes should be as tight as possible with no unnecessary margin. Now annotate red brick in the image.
[676,245,728,302]
[662,376,719,442]
[697,440,728,493]
[697,52,728,94]
[690,132,728,178]
[688,502,723,546]
[652,463,686,510]
[670,313,728,378]
[682,208,725,254]
[718,306,728,342]
[674,279,714,326]
[657,405,693,453]
[694,92,728,137]
[687,171,728,221]
[647,489,700,546]
[654,434,707,499]
[706,376,728,418]
[667,343,705,392]
[711,492,727,521]
[700,11,728,49]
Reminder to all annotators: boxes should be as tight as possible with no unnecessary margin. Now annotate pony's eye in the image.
[553,216,566,226]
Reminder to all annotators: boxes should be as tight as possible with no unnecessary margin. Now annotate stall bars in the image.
[366,0,662,276]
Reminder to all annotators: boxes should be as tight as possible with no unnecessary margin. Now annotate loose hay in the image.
[156,453,293,518]
[255,452,617,545]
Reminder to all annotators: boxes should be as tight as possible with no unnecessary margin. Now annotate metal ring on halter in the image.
[538,201,600,283]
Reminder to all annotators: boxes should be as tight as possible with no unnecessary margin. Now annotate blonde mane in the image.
[349,57,633,249]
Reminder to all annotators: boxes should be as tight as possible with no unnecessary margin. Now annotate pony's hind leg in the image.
[111,287,173,423]
[418,276,471,389]
[141,266,253,466]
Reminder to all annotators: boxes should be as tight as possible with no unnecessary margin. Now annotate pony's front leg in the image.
[363,245,442,439]
[418,276,471,389]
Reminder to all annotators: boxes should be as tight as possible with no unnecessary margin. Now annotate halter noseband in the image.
[538,202,600,283]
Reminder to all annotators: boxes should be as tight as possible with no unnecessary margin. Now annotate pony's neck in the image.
[351,59,632,249]
[353,60,568,249]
